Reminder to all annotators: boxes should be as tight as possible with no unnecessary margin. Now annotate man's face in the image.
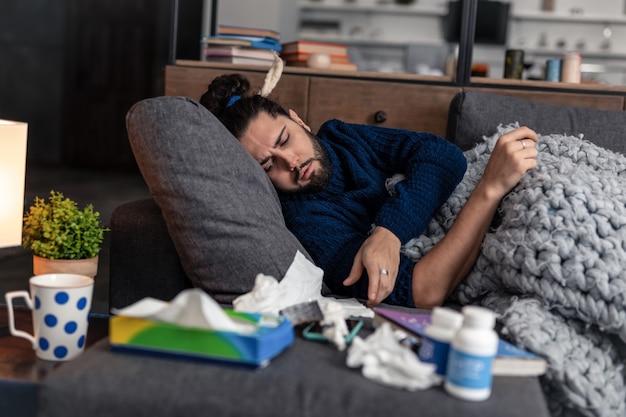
[239,111,330,193]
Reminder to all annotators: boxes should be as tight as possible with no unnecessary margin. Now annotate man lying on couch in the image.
[195,69,626,417]
[125,63,626,415]
[199,72,539,309]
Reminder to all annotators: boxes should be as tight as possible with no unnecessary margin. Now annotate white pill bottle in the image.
[444,306,498,401]
[418,307,463,376]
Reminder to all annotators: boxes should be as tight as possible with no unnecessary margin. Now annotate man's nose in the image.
[275,149,299,170]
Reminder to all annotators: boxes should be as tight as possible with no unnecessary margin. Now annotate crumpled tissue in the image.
[233,251,324,315]
[232,251,375,321]
[346,322,440,391]
[318,298,353,351]
[319,297,373,319]
[232,250,324,315]
[111,288,256,334]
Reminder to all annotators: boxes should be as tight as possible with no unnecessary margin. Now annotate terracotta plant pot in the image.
[32,255,99,278]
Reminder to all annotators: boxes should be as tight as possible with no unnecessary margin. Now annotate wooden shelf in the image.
[522,49,626,60]
[174,60,626,95]
[298,1,446,16]
[512,10,626,24]
[296,35,446,47]
[175,59,453,84]
[470,76,626,94]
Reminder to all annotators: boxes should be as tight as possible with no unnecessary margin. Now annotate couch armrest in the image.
[108,198,192,311]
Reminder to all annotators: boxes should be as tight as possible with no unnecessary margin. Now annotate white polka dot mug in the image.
[5,273,94,361]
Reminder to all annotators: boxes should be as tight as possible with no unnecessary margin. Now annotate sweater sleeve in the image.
[280,197,416,306]
[335,121,467,244]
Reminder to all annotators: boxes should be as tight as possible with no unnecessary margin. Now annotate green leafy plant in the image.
[22,190,109,260]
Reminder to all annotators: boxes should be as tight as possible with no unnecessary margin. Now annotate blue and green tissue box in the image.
[109,310,294,367]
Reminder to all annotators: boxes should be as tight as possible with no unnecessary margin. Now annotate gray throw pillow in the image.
[125,96,311,303]
[446,90,626,155]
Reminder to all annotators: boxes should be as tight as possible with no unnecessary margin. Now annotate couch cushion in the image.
[446,90,626,155]
[125,96,311,303]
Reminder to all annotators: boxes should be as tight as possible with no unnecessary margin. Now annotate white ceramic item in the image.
[307,53,332,69]
[5,273,94,361]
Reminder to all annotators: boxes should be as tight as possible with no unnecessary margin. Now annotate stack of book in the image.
[201,25,282,67]
[281,40,357,71]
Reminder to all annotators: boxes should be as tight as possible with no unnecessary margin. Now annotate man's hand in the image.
[480,126,539,201]
[343,226,401,306]
[410,126,540,309]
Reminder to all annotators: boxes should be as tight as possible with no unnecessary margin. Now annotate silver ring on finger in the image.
[521,140,526,150]
[379,268,389,275]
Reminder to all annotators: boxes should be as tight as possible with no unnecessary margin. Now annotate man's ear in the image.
[288,109,311,132]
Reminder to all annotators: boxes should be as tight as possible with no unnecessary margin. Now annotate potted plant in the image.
[22,190,109,277]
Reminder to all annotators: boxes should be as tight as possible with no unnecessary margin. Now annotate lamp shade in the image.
[0,119,28,248]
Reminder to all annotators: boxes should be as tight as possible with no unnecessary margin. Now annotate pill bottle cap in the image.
[461,306,496,329]
[431,307,463,329]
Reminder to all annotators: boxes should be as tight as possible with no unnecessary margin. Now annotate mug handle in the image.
[4,291,36,349]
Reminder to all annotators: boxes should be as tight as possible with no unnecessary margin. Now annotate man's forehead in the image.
[245,114,283,141]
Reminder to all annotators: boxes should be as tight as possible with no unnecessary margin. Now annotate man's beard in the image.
[289,132,331,194]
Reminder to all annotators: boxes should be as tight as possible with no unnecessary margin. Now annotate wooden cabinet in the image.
[165,61,626,142]
[164,65,309,118]
[165,62,460,136]
[307,78,459,136]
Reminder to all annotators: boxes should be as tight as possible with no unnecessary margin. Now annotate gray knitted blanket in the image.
[402,124,626,417]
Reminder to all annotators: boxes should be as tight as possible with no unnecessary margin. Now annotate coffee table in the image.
[0,306,108,417]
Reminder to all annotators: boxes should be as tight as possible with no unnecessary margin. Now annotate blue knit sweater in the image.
[279,120,467,306]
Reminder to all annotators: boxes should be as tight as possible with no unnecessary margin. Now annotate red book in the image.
[281,51,350,63]
[284,61,358,71]
[281,40,348,56]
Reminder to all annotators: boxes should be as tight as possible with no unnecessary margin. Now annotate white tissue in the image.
[111,288,255,334]
[232,250,378,320]
[318,297,374,319]
[233,251,324,315]
[347,322,440,391]
[319,299,352,351]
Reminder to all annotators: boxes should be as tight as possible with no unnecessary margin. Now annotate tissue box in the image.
[109,310,294,367]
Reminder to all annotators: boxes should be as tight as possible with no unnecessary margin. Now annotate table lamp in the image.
[0,119,28,248]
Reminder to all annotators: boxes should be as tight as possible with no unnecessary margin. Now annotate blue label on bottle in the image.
[418,336,451,375]
[446,349,494,389]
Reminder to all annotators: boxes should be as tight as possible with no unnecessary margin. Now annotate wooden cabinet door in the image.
[165,65,309,118]
[306,77,461,137]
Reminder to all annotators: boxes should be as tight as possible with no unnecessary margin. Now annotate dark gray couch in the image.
[109,90,626,311]
[37,335,550,417]
[109,197,191,309]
